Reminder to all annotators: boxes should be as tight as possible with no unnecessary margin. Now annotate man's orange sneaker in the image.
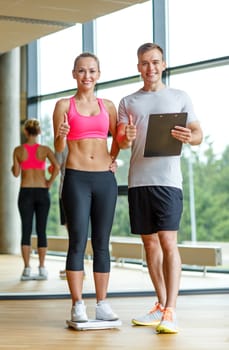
[132,302,164,326]
[156,307,178,334]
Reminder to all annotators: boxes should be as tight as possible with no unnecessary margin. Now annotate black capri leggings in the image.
[62,169,118,273]
[18,188,50,247]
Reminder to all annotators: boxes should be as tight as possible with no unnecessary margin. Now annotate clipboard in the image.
[144,112,187,157]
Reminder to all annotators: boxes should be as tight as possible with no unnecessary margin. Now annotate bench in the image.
[110,238,222,275]
[31,236,222,275]
[111,240,145,265]
[178,244,222,275]
[31,236,93,258]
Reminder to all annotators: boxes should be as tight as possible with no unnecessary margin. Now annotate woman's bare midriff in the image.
[21,169,47,188]
[66,138,112,171]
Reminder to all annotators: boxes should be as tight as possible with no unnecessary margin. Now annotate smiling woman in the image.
[52,52,120,323]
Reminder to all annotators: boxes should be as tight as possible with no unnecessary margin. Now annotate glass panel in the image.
[38,25,82,95]
[97,81,142,111]
[39,98,58,142]
[169,65,229,156]
[167,0,229,66]
[39,97,71,237]
[112,196,131,237]
[95,1,152,82]
[170,66,229,268]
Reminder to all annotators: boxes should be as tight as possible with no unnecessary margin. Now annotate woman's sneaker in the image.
[71,301,88,322]
[20,267,32,281]
[95,300,119,321]
[35,267,48,280]
[132,302,164,326]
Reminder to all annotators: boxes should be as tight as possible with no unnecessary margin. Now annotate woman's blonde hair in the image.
[24,119,41,136]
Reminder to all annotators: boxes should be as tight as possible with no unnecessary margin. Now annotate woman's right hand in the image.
[57,113,70,138]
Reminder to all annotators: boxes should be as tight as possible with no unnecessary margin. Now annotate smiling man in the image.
[116,42,203,334]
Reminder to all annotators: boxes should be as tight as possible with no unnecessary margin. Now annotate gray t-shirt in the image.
[118,87,198,189]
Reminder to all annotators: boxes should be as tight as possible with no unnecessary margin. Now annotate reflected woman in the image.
[11,119,59,280]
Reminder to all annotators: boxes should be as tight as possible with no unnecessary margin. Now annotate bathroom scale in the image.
[66,319,122,331]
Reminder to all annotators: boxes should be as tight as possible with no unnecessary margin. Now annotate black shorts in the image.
[128,186,183,234]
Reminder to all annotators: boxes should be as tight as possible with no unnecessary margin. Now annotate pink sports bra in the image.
[67,97,109,140]
[20,144,46,170]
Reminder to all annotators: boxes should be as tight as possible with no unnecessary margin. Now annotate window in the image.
[95,1,153,81]
[169,65,229,156]
[167,0,229,66]
[38,25,82,95]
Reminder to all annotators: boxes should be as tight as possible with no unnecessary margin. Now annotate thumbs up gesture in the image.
[125,114,137,142]
[58,112,70,138]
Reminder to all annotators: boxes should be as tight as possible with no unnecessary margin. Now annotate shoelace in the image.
[161,307,174,322]
[148,302,164,314]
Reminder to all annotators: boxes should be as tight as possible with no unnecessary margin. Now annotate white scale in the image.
[66,319,122,331]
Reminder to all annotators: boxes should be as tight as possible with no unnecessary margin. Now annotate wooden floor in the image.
[0,254,229,349]
[0,294,229,349]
